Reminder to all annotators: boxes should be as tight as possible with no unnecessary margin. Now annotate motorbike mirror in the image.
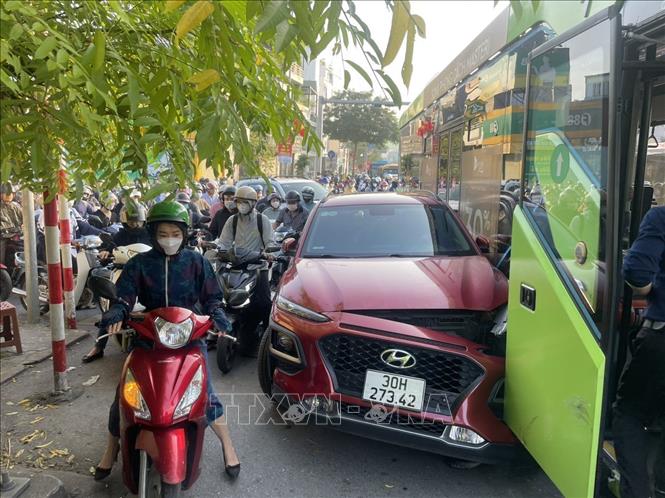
[90,275,118,301]
[475,235,491,254]
[282,237,298,257]
[228,289,249,307]
[198,216,211,225]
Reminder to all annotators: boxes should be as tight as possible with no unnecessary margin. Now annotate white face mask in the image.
[158,237,182,256]
[224,200,236,210]
[271,200,280,209]
[287,203,298,212]
[237,203,252,215]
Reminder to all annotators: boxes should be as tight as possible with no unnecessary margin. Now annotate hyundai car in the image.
[259,192,517,464]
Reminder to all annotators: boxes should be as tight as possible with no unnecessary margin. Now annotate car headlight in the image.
[123,369,151,420]
[155,316,194,348]
[173,365,204,420]
[276,295,329,323]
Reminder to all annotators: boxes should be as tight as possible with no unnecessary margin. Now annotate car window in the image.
[302,204,474,258]
[279,181,327,200]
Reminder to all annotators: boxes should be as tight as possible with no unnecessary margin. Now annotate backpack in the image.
[231,213,264,249]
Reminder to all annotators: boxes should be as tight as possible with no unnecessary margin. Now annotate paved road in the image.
[2,301,562,498]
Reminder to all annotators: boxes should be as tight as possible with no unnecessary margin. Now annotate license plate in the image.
[362,370,426,411]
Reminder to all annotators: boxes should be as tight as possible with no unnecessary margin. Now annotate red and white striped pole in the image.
[58,188,76,329]
[44,191,69,392]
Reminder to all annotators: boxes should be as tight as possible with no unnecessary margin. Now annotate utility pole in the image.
[20,189,39,323]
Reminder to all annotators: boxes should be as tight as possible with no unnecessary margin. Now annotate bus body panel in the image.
[506,208,606,498]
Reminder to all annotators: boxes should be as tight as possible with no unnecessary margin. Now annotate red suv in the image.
[259,192,517,464]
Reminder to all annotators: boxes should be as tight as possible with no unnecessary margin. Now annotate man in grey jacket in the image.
[216,186,273,354]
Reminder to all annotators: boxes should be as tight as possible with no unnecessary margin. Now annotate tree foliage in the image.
[323,90,399,148]
[0,0,424,198]
[295,153,310,177]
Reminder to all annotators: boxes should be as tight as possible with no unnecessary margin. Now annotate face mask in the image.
[158,237,182,256]
[271,200,280,209]
[237,203,251,215]
[224,200,236,210]
[287,203,298,212]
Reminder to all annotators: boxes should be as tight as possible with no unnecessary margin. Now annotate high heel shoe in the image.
[93,446,118,481]
[222,445,240,479]
[82,349,104,363]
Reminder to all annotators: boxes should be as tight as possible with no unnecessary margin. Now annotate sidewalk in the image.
[0,301,96,384]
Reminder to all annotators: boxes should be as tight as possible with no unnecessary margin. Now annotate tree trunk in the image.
[352,142,358,174]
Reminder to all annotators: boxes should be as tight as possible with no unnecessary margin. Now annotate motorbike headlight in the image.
[173,365,204,420]
[154,316,194,348]
[123,369,151,420]
[276,295,329,323]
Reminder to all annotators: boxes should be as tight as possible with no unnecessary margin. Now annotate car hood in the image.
[280,256,507,313]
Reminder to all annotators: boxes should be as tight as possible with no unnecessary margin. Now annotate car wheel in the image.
[216,334,236,373]
[257,327,274,397]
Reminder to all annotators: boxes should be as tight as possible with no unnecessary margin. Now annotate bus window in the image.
[523,19,612,316]
[645,124,665,206]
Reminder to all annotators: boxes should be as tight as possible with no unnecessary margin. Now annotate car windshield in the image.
[279,181,327,201]
[302,204,475,258]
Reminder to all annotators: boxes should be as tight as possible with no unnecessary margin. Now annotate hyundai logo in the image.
[380,349,416,369]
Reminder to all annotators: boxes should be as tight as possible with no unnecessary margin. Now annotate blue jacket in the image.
[104,248,230,330]
[623,206,665,321]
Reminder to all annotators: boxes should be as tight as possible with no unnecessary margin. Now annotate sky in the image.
[324,0,508,106]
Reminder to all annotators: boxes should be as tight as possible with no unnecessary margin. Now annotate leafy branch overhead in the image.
[1,0,424,197]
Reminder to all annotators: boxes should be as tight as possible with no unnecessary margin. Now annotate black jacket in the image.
[209,207,237,239]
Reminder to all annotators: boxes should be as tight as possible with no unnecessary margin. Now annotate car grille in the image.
[348,309,491,340]
[339,402,446,437]
[319,334,484,416]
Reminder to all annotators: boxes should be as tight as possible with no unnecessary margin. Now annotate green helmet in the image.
[146,200,190,227]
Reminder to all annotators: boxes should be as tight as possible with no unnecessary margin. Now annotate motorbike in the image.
[204,246,276,373]
[89,275,214,498]
[96,241,152,351]
[0,263,11,301]
[268,226,297,291]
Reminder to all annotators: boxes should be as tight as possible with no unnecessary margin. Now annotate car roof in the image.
[319,192,441,207]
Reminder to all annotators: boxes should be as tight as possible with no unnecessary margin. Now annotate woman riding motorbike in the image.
[93,200,240,480]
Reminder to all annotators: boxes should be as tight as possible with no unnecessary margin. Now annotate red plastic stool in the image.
[0,301,22,354]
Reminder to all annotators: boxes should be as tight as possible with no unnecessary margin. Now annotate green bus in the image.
[399,2,664,497]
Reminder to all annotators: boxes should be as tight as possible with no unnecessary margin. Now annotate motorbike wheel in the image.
[145,455,181,498]
[216,334,236,374]
[17,271,49,314]
[0,269,11,301]
[257,327,274,397]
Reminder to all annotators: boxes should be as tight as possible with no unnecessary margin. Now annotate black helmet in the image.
[221,185,237,198]
[301,186,315,202]
[268,192,282,202]
[1,182,15,195]
[285,190,301,203]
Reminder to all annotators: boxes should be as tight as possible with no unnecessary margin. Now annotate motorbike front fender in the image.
[135,428,187,485]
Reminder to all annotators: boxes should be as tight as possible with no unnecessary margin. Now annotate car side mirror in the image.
[282,238,298,257]
[475,235,491,254]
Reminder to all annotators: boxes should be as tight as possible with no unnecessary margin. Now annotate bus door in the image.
[437,126,463,209]
[504,9,623,498]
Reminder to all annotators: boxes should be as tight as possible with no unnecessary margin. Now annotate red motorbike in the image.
[91,276,214,498]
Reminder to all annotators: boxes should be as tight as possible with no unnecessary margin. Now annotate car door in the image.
[504,9,622,498]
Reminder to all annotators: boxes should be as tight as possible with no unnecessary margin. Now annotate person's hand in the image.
[262,252,274,262]
[98,250,110,260]
[107,321,122,335]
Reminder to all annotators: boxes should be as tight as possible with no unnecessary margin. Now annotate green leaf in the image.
[510,0,523,18]
[343,69,350,89]
[530,0,541,11]
[108,1,133,25]
[9,23,24,41]
[127,71,139,116]
[383,0,409,67]
[254,0,289,34]
[401,25,415,88]
[144,181,174,201]
[245,0,261,20]
[134,116,161,128]
[138,133,162,144]
[165,0,186,12]
[310,26,338,60]
[56,48,68,65]
[345,59,373,88]
[221,0,246,21]
[34,36,57,60]
[0,69,20,94]
[92,31,105,71]
[411,14,426,37]
[378,71,402,106]
[196,114,219,160]
[275,20,298,52]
